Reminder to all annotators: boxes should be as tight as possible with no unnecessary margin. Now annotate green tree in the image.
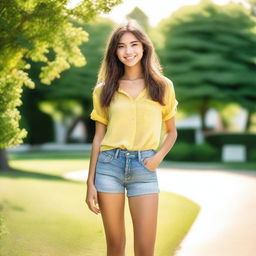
[0,0,121,170]
[24,17,115,144]
[159,1,256,131]
[126,7,150,31]
[244,0,256,130]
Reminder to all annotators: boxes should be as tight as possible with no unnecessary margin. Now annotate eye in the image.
[117,45,124,48]
[132,43,138,47]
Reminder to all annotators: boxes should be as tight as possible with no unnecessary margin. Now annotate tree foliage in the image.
[126,7,150,31]
[19,18,115,144]
[0,0,121,148]
[38,17,115,102]
[159,1,256,130]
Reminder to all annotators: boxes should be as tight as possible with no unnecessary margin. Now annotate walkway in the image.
[63,168,256,256]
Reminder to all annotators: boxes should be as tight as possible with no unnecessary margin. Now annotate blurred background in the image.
[3,0,255,166]
[1,0,256,255]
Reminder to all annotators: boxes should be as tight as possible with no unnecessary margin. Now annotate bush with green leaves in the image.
[205,133,256,148]
[192,143,219,162]
[248,148,256,162]
[167,142,219,162]
[167,143,193,161]
[176,128,196,144]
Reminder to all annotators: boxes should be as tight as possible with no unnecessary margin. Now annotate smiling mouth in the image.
[124,55,136,61]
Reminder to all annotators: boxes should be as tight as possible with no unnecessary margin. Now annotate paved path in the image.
[64,168,256,256]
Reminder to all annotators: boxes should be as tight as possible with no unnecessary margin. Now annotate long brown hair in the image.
[95,19,169,108]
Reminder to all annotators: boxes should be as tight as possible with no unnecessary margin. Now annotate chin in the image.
[125,63,137,67]
[123,60,141,67]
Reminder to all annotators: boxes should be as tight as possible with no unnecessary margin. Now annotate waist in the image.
[102,147,156,159]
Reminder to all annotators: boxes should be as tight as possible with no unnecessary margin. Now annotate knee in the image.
[135,249,154,256]
[107,238,126,255]
[135,243,155,256]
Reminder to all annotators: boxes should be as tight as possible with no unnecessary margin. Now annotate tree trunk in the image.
[200,100,209,131]
[0,149,10,171]
[245,109,253,132]
[84,117,95,143]
[66,117,81,143]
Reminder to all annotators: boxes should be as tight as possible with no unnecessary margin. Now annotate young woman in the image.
[85,20,178,256]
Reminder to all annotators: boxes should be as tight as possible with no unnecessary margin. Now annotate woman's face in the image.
[116,32,143,67]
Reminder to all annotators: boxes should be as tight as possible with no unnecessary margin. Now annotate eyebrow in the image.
[117,40,140,45]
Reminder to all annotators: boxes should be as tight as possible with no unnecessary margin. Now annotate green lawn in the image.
[0,151,201,256]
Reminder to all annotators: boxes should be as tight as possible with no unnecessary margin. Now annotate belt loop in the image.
[114,148,120,159]
[138,150,141,162]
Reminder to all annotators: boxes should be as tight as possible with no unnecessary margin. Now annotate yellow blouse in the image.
[90,78,178,151]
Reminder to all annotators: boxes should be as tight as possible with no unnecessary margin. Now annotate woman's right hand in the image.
[85,183,101,215]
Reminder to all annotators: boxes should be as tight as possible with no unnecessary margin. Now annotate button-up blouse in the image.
[90,78,178,151]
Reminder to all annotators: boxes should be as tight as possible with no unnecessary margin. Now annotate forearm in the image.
[155,130,178,162]
[86,138,102,186]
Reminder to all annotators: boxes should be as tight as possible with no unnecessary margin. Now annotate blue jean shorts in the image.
[95,148,160,197]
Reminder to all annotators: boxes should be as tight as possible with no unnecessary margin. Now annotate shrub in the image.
[205,133,256,148]
[167,143,193,161]
[192,143,219,162]
[167,142,219,162]
[176,128,196,144]
[248,148,256,162]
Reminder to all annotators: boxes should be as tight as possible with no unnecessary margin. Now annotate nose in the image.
[125,46,133,54]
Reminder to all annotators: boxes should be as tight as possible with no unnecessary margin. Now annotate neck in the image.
[122,64,143,81]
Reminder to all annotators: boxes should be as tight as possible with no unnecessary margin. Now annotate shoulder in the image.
[95,81,105,89]
[92,82,105,95]
[162,76,174,96]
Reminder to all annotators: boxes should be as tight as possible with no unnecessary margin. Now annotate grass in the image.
[0,150,201,255]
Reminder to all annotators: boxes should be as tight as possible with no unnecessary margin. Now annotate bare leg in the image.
[128,193,159,256]
[98,192,126,256]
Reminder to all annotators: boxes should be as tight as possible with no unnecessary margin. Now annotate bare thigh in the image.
[97,192,126,255]
[128,193,159,256]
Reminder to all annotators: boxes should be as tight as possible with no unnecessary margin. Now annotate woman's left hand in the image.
[143,155,162,171]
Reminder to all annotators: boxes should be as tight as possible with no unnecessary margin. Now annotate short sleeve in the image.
[162,79,178,121]
[90,85,108,125]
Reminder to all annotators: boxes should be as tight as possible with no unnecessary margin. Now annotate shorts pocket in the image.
[141,151,157,172]
[141,159,156,172]
[97,151,114,163]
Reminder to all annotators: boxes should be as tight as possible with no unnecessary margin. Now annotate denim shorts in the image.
[95,148,160,197]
